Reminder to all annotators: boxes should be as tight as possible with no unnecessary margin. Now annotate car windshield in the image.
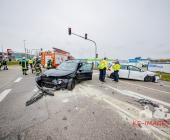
[56,62,77,71]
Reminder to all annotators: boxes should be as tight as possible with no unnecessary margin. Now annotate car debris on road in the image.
[137,99,159,107]
[26,84,54,106]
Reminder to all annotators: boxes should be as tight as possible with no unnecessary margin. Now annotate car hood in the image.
[145,71,157,76]
[43,69,74,77]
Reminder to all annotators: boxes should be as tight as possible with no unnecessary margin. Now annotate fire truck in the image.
[41,48,75,68]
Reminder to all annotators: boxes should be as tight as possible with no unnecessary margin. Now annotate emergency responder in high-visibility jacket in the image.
[35,63,41,76]
[19,57,28,75]
[47,59,53,69]
[33,57,36,66]
[112,59,120,82]
[3,59,8,70]
[0,59,2,71]
[99,57,108,82]
[29,58,33,69]
[33,57,40,68]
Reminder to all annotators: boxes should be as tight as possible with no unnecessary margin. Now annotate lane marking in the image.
[62,99,69,103]
[14,77,23,82]
[103,99,170,139]
[106,85,170,107]
[119,80,170,94]
[0,89,12,102]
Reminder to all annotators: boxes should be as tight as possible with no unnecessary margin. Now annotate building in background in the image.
[0,51,35,61]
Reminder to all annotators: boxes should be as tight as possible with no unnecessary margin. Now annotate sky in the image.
[0,0,170,60]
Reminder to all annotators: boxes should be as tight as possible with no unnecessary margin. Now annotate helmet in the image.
[23,57,25,59]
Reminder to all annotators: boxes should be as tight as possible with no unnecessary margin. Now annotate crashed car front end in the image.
[35,70,75,90]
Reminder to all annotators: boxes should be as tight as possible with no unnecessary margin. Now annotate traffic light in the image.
[96,54,98,58]
[85,34,87,39]
[68,28,71,35]
[41,48,43,51]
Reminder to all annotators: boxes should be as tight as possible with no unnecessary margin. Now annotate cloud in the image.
[156,44,164,47]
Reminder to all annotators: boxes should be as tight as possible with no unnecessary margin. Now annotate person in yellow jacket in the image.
[113,59,120,82]
[29,58,33,69]
[99,57,108,82]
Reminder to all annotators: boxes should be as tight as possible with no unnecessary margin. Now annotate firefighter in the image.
[112,59,120,82]
[33,57,37,67]
[99,61,102,81]
[35,62,41,76]
[19,57,28,75]
[29,58,33,69]
[99,57,108,82]
[33,57,40,68]
[0,59,2,71]
[47,59,53,69]
[3,58,8,70]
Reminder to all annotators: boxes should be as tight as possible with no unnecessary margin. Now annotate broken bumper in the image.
[155,75,159,82]
[35,75,73,90]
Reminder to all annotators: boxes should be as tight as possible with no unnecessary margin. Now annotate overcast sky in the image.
[0,0,170,60]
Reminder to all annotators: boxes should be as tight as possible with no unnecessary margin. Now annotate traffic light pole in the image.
[71,33,97,68]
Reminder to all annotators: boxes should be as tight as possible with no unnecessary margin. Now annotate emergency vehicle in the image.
[41,48,75,68]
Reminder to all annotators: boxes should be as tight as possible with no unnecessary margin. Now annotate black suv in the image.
[36,60,93,90]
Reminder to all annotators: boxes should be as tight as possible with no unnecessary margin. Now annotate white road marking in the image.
[164,85,170,87]
[0,89,12,102]
[14,77,23,82]
[119,80,170,94]
[103,98,170,139]
[62,99,69,103]
[106,85,170,107]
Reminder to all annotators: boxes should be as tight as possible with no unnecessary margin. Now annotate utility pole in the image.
[23,40,26,57]
[1,46,3,54]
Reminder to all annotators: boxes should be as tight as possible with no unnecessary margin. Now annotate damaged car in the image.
[36,60,93,90]
[106,64,159,82]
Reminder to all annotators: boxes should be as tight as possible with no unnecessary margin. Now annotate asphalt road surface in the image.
[0,66,170,140]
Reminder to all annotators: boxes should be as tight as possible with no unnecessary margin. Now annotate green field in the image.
[156,72,170,82]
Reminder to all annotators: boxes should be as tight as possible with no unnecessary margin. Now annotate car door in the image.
[77,63,93,80]
[128,66,145,80]
[118,65,129,78]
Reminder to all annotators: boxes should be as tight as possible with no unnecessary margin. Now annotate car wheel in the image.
[67,80,75,91]
[144,76,152,82]
[110,73,114,79]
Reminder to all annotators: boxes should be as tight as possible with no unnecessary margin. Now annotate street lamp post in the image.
[23,40,26,57]
[104,52,106,57]
[1,46,3,55]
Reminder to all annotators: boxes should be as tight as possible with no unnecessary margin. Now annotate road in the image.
[0,66,170,140]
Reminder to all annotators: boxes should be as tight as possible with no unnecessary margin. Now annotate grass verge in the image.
[7,61,20,65]
[93,67,100,70]
[156,72,170,82]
